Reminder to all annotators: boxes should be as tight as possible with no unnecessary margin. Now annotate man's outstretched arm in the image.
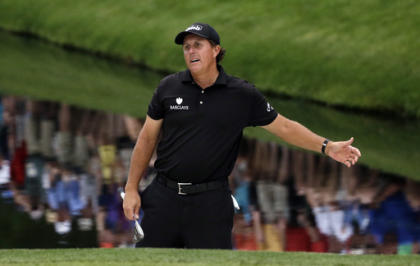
[123,115,163,220]
[262,114,361,167]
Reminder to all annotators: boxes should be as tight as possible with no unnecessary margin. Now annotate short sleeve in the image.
[147,87,164,120]
[247,87,278,127]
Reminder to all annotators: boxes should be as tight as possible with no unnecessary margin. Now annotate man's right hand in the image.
[122,116,162,221]
[123,190,141,221]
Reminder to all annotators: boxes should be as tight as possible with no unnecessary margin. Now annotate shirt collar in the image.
[181,64,227,87]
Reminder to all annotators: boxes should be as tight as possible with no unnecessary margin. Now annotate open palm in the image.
[327,137,361,167]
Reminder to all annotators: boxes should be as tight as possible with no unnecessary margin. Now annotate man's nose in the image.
[186,47,196,54]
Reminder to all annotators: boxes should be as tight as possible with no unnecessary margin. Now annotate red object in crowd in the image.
[234,233,258,251]
[99,242,114,248]
[10,141,27,188]
[310,233,329,253]
[286,227,311,251]
[286,226,329,252]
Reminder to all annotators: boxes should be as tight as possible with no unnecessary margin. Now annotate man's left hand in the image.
[326,137,361,167]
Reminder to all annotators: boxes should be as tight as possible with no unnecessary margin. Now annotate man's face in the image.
[182,34,220,75]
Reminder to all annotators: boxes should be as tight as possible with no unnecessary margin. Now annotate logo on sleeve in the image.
[170,97,189,110]
[267,103,274,112]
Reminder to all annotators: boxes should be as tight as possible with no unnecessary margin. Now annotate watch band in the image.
[322,139,329,155]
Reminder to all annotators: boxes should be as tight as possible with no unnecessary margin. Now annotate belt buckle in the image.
[178,182,192,195]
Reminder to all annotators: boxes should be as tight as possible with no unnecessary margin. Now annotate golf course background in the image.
[1,1,420,261]
[1,31,420,181]
[0,0,419,117]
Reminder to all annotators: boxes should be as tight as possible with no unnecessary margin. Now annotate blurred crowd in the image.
[230,138,420,254]
[1,95,420,254]
[0,96,146,247]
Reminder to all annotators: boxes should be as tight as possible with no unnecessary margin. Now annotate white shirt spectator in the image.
[313,205,353,243]
[0,159,10,185]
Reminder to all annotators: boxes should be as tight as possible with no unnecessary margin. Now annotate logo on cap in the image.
[185,25,202,32]
[176,97,183,105]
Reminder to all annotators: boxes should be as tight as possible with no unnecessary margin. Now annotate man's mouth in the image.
[191,59,200,63]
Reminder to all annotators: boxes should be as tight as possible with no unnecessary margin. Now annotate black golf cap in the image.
[175,22,220,45]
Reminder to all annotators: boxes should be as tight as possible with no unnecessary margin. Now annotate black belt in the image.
[156,175,228,195]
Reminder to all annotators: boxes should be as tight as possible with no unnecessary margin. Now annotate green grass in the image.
[0,0,419,117]
[0,248,419,266]
[0,31,159,116]
[1,31,420,181]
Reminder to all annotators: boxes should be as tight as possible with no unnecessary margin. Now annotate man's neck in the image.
[191,65,219,89]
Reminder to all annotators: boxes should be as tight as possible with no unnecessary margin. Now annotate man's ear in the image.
[213,45,221,57]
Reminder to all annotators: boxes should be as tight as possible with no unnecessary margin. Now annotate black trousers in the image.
[136,178,234,249]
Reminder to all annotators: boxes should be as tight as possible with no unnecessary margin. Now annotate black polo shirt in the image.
[147,65,277,184]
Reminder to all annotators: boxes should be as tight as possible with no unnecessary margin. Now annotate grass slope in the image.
[0,0,419,117]
[1,248,420,266]
[0,32,159,116]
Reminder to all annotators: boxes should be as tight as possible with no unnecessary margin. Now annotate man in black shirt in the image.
[123,22,361,249]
